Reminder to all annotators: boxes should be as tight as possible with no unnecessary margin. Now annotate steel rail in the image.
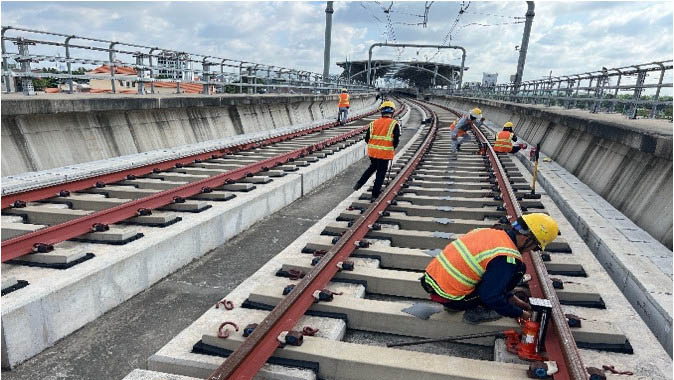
[1,110,378,209]
[420,99,587,380]
[206,99,435,380]
[1,105,410,262]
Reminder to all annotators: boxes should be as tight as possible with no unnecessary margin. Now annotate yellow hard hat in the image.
[522,213,559,251]
[503,121,514,129]
[470,108,482,119]
[379,100,396,112]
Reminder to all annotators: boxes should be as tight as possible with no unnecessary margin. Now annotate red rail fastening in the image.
[302,327,319,336]
[217,321,239,339]
[215,298,234,310]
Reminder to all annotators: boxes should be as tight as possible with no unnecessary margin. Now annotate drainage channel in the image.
[0,101,410,370]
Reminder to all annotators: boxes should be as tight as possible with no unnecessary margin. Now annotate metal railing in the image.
[432,60,673,119]
[1,26,373,96]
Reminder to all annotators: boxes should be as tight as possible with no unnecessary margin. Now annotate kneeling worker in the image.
[494,121,521,153]
[353,100,401,199]
[421,213,559,323]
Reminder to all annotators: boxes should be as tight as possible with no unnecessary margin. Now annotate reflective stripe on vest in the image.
[338,93,350,107]
[424,229,522,300]
[494,131,514,152]
[367,117,397,160]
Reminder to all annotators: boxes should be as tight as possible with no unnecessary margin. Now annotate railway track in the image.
[142,98,661,380]
[1,104,407,273]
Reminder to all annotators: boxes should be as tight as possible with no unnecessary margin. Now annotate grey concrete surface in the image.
[1,93,376,176]
[0,109,415,380]
[431,96,673,249]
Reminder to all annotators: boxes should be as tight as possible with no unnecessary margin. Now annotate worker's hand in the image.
[520,310,532,321]
[509,294,532,311]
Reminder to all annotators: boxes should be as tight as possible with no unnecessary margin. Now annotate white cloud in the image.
[0,1,671,84]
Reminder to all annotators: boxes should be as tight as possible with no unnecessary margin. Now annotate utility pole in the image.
[323,1,334,86]
[513,1,535,93]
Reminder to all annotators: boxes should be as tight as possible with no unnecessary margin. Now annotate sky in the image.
[1,1,672,85]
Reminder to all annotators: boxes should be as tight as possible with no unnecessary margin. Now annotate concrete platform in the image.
[0,113,384,369]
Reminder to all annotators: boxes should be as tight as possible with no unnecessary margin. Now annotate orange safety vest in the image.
[367,117,397,160]
[449,119,467,137]
[338,93,350,108]
[424,229,522,300]
[494,131,514,152]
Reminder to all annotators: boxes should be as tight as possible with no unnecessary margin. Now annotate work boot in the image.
[456,144,462,152]
[462,306,502,324]
[353,182,362,191]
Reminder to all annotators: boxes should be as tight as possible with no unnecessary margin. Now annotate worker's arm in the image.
[475,257,526,318]
[393,124,401,149]
[512,134,518,142]
[364,128,370,144]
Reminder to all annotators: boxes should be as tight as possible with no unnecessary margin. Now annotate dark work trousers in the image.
[354,157,390,199]
[510,145,521,154]
[419,269,525,312]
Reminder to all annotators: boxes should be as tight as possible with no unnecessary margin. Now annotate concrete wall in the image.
[430,95,673,249]
[1,93,376,176]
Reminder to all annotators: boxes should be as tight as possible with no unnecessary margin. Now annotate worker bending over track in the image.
[450,107,485,154]
[494,122,521,154]
[337,88,350,125]
[353,100,401,199]
[421,213,559,324]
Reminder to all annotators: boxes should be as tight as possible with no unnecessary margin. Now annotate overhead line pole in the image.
[323,1,334,90]
[513,1,535,94]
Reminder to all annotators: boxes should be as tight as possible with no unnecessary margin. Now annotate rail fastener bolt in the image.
[282,284,296,296]
[565,314,583,328]
[136,208,152,216]
[243,323,259,337]
[337,261,354,271]
[32,243,54,253]
[12,200,27,208]
[91,223,109,232]
[58,190,71,197]
[278,330,304,346]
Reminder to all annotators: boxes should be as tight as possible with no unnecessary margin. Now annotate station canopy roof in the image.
[337,60,467,89]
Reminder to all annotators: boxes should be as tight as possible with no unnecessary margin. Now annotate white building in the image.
[157,51,193,81]
[482,72,498,87]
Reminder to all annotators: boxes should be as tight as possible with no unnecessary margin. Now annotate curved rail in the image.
[206,99,436,379]
[418,98,587,380]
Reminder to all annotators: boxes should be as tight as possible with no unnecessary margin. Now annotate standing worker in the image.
[337,88,350,125]
[420,213,559,324]
[450,107,485,153]
[353,100,401,199]
[494,121,521,153]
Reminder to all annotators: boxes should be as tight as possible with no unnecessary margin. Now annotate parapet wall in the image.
[1,93,377,176]
[430,95,673,249]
